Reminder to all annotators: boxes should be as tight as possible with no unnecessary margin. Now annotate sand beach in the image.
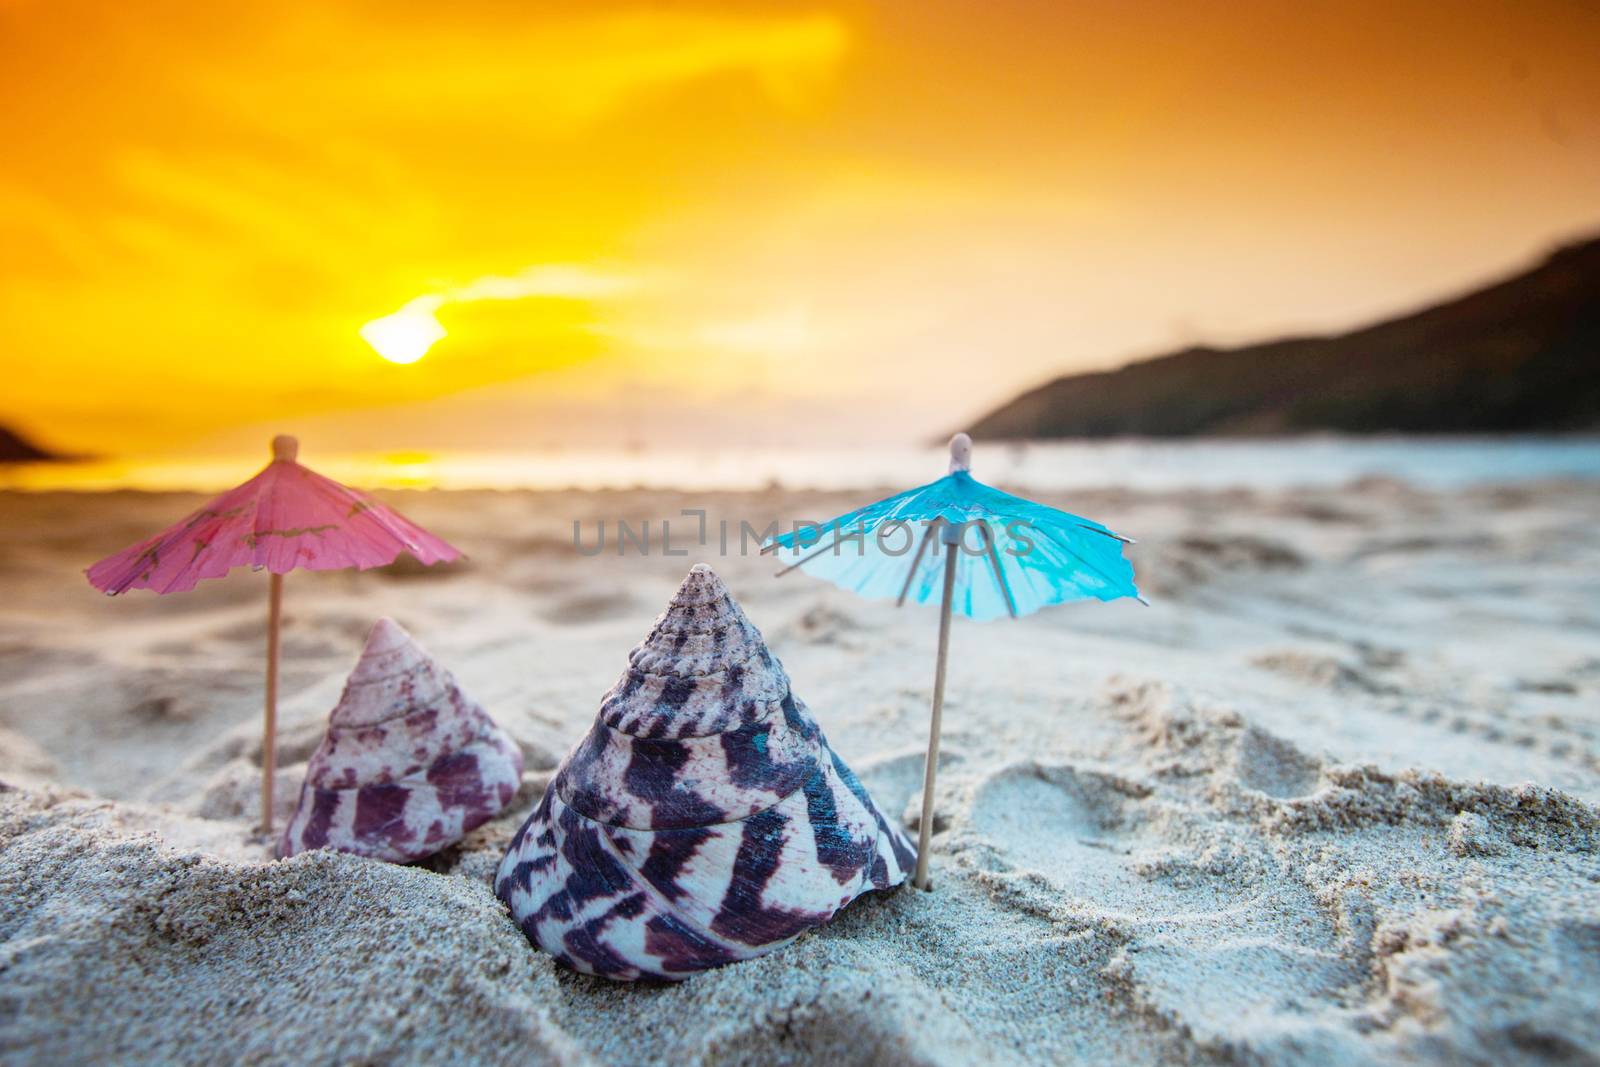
[2,477,1597,1065]
[5,0,1599,1061]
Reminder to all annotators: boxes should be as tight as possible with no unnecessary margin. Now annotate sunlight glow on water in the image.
[3,438,1599,494]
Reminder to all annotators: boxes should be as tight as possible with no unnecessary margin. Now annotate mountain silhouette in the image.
[969,235,1600,438]
[0,425,62,463]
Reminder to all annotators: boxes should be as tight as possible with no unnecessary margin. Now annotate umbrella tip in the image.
[271,434,299,462]
[948,432,972,473]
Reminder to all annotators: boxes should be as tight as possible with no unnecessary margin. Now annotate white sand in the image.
[2,481,1598,1065]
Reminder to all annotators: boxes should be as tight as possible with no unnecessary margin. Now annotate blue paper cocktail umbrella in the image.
[765,433,1141,889]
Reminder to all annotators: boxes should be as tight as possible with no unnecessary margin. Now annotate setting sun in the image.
[0,1,1596,459]
[359,302,446,365]
[1,3,1599,1059]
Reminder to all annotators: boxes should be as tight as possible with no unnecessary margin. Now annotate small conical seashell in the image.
[495,565,914,981]
[278,618,523,863]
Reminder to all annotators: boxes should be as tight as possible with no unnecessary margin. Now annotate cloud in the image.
[360,264,634,362]
[193,9,850,135]
[443,265,635,304]
[693,305,811,356]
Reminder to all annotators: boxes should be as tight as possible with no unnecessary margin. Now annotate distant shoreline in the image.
[967,235,1600,440]
[3,436,1599,496]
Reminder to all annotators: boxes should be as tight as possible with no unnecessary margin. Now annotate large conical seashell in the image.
[495,565,915,981]
[278,618,524,863]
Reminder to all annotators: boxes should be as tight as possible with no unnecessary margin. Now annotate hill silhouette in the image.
[0,425,62,463]
[970,236,1600,438]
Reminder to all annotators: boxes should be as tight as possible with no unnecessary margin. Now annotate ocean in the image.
[3,436,1599,494]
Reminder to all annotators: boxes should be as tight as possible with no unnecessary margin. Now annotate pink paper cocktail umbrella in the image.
[87,435,461,833]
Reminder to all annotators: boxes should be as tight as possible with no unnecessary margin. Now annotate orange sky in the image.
[2,0,1597,455]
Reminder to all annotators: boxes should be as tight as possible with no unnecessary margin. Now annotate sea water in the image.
[3,436,1599,493]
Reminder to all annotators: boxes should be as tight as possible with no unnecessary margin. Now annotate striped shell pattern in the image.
[278,617,524,863]
[495,565,915,981]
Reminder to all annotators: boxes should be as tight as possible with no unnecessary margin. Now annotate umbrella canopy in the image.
[87,436,459,595]
[765,461,1139,621]
[85,435,460,836]
[764,433,1140,890]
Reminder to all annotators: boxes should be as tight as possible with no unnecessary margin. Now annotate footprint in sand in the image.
[1230,726,1323,799]
[972,759,1360,1047]
[1250,648,1395,695]
[538,589,637,624]
[211,610,377,650]
[0,641,101,686]
[966,763,1257,919]
[771,602,865,649]
[853,748,964,834]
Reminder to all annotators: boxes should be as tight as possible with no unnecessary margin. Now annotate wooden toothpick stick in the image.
[913,540,959,891]
[261,571,282,835]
